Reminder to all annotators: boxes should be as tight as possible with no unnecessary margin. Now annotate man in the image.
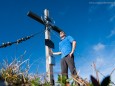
[52,31,77,79]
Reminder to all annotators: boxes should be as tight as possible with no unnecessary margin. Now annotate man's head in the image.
[60,31,66,39]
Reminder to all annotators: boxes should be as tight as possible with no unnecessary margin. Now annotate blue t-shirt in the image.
[59,36,75,58]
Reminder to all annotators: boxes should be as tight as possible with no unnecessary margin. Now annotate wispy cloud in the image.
[93,43,105,51]
[109,3,115,9]
[109,15,115,22]
[107,28,115,38]
[58,6,70,16]
[89,0,115,5]
[95,57,105,67]
[88,3,99,13]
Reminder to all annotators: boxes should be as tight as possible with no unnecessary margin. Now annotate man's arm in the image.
[53,52,62,55]
[71,40,76,54]
[49,49,61,56]
[69,40,76,57]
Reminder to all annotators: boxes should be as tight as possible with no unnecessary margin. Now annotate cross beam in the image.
[27,11,62,33]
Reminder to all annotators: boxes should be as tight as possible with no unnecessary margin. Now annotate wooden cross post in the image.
[44,9,54,85]
[27,9,55,86]
[27,9,62,85]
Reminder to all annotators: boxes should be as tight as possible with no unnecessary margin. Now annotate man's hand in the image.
[49,49,53,56]
[69,40,76,58]
[69,52,73,58]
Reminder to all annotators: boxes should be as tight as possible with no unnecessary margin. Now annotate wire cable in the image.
[0,29,45,48]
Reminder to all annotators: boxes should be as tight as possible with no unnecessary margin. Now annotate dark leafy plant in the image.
[90,75,110,86]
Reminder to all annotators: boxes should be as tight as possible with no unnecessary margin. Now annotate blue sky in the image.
[0,0,115,83]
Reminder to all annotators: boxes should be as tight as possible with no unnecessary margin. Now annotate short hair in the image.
[60,31,66,37]
[60,31,65,34]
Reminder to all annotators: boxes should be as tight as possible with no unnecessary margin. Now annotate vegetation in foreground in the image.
[0,54,113,86]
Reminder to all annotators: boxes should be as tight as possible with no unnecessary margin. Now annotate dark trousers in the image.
[61,54,77,78]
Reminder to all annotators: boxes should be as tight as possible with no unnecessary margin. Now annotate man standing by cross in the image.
[51,31,77,79]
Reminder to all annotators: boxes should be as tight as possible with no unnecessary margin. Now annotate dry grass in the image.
[0,52,50,86]
[0,52,113,86]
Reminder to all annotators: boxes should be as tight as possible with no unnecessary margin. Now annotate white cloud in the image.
[95,57,105,67]
[58,6,70,16]
[88,3,100,13]
[107,28,115,38]
[109,3,115,9]
[93,43,105,51]
[109,15,115,22]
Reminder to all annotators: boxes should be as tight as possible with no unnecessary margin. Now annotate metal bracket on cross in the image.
[45,39,54,49]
